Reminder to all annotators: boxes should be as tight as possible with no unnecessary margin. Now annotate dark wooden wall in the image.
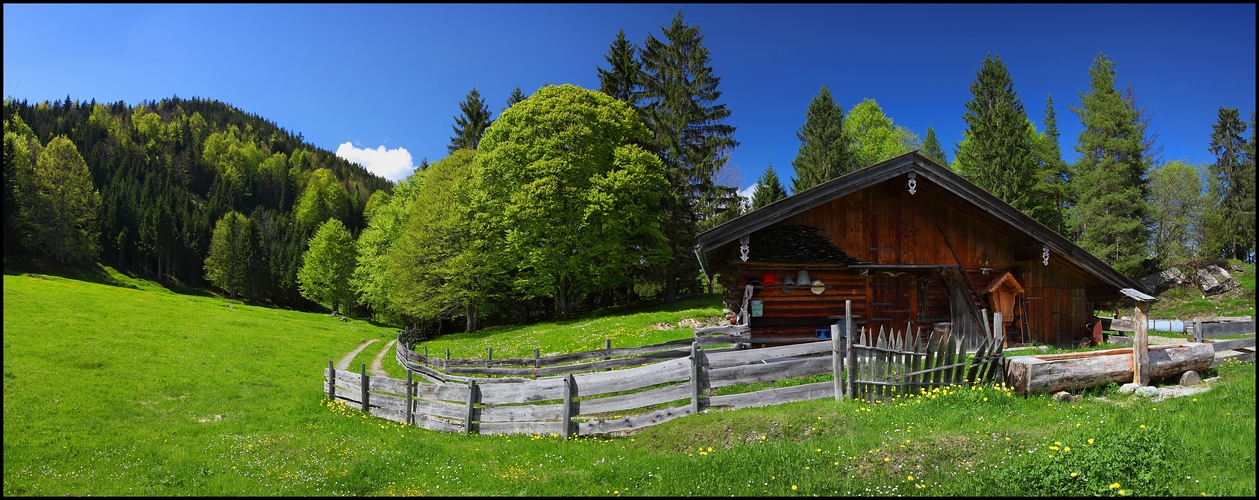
[713,175,1114,348]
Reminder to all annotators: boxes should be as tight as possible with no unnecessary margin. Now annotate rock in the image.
[677,318,702,329]
[1119,383,1141,394]
[1135,386,1159,398]
[1139,268,1187,294]
[1195,265,1240,296]
[1053,391,1076,403]
[1179,370,1201,386]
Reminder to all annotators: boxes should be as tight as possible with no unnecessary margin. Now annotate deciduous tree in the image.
[298,218,357,314]
[21,135,101,263]
[1148,161,1206,265]
[844,98,918,170]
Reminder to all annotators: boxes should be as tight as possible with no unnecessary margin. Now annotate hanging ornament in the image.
[1042,245,1050,266]
[739,235,750,262]
[907,172,918,195]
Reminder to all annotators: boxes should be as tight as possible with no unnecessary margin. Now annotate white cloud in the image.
[335,142,414,182]
[737,183,757,210]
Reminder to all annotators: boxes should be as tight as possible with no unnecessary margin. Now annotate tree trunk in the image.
[1005,343,1213,395]
[555,276,571,320]
[465,303,478,332]
[665,277,678,304]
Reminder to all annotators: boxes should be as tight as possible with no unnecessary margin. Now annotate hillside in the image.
[1147,260,1256,320]
[3,95,392,309]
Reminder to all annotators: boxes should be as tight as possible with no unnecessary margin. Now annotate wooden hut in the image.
[695,152,1149,349]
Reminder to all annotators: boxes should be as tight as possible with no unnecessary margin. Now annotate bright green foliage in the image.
[955,54,1045,223]
[751,164,788,210]
[293,168,350,229]
[791,85,851,192]
[1065,53,1150,277]
[597,29,641,104]
[1204,107,1256,261]
[1034,94,1070,234]
[448,87,493,153]
[202,126,263,191]
[921,127,948,167]
[352,180,412,322]
[298,218,357,313]
[844,98,918,170]
[20,135,101,264]
[203,211,255,299]
[1148,161,1207,265]
[379,151,499,331]
[3,118,36,258]
[637,12,738,301]
[475,84,670,319]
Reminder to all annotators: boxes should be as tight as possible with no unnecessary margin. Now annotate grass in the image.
[1148,260,1255,320]
[3,268,1255,496]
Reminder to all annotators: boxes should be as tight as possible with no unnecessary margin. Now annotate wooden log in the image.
[1207,337,1258,352]
[478,420,565,436]
[1005,343,1214,395]
[574,383,691,416]
[576,405,693,436]
[710,381,835,409]
[1196,321,1257,341]
[464,380,478,435]
[707,356,833,389]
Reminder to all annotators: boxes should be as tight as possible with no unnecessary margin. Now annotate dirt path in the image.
[369,340,397,377]
[336,339,380,371]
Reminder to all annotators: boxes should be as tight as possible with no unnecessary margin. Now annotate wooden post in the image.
[533,347,540,379]
[405,370,414,426]
[360,363,370,414]
[561,374,574,438]
[487,347,493,378]
[605,339,612,371]
[327,360,334,400]
[465,380,478,435]
[1194,318,1204,343]
[424,346,428,358]
[848,326,859,400]
[690,341,702,414]
[993,312,1003,344]
[1133,301,1150,386]
[834,300,851,401]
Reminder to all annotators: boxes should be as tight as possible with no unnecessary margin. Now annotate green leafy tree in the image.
[921,127,948,167]
[3,127,34,258]
[751,164,788,210]
[387,149,501,331]
[298,218,358,314]
[1065,53,1149,277]
[955,54,1044,222]
[475,84,670,319]
[448,87,493,153]
[1204,107,1255,261]
[353,175,420,322]
[597,29,641,104]
[791,85,851,192]
[1148,161,1206,265]
[204,211,255,299]
[20,135,101,263]
[294,168,350,229]
[844,98,918,170]
[637,12,738,302]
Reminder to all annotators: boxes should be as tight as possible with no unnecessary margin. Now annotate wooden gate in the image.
[845,325,1005,403]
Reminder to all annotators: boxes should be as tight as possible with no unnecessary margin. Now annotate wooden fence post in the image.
[533,347,540,379]
[406,370,414,426]
[487,348,493,378]
[327,360,334,400]
[690,341,702,414]
[424,346,428,358]
[848,327,859,401]
[465,380,478,435]
[1134,301,1150,386]
[446,348,450,361]
[834,300,851,401]
[360,363,370,413]
[562,374,574,438]
[605,339,612,371]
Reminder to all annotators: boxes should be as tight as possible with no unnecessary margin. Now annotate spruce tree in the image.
[791,85,850,192]
[955,54,1042,220]
[1065,53,1149,277]
[751,164,788,210]
[597,29,641,104]
[637,11,738,302]
[1206,107,1255,260]
[448,87,493,153]
[921,127,947,166]
[1036,94,1070,234]
[506,86,526,109]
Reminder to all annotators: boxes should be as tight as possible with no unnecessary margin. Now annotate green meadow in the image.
[3,270,1255,496]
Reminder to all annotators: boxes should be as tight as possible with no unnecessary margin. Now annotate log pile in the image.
[747,225,864,264]
[1004,343,1214,395]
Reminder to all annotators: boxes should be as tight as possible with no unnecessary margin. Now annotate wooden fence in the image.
[845,324,1005,403]
[323,302,1010,436]
[1194,317,1257,366]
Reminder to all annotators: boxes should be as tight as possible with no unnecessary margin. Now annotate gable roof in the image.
[696,151,1147,294]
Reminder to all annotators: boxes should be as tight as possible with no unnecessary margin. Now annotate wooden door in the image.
[868,275,914,341]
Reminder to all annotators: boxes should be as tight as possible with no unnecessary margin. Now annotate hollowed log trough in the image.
[1004,343,1213,395]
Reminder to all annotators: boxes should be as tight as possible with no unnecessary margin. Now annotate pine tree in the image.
[791,85,850,192]
[1036,94,1070,234]
[1206,107,1255,261]
[637,11,738,302]
[597,29,641,104]
[506,86,526,109]
[751,164,788,210]
[955,54,1042,220]
[448,87,493,153]
[1065,53,1149,277]
[921,127,947,166]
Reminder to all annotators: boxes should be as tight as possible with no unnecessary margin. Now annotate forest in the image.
[4,12,1255,337]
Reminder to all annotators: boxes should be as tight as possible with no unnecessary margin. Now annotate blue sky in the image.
[4,4,1255,195]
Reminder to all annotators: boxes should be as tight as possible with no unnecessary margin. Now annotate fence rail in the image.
[324,302,1011,436]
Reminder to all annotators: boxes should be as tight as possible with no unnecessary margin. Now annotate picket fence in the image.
[322,302,1008,436]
